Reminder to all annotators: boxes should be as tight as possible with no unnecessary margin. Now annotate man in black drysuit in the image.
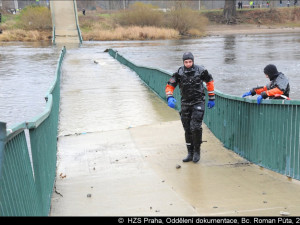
[165,52,215,163]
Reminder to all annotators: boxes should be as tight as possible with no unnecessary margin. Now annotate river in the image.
[1,32,300,128]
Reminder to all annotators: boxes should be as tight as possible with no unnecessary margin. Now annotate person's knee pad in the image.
[191,110,204,131]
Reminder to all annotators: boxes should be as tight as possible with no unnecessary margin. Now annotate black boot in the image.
[182,143,193,162]
[182,133,193,162]
[192,129,202,163]
[193,146,200,163]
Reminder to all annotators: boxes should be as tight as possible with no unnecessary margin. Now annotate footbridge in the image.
[1,34,300,217]
[50,0,82,44]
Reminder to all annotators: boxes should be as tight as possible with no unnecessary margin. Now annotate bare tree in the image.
[77,0,97,10]
[107,0,130,11]
[223,0,236,24]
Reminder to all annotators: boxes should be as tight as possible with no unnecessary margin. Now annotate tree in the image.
[76,0,97,10]
[223,0,237,24]
[108,0,130,11]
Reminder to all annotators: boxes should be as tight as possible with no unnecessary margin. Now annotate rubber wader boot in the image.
[182,143,193,162]
[192,129,202,163]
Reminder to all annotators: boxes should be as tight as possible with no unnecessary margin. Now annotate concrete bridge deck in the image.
[50,0,80,44]
[50,48,300,216]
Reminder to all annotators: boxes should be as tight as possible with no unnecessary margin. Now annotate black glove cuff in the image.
[167,96,173,100]
[261,92,268,99]
[250,89,256,96]
[208,93,215,100]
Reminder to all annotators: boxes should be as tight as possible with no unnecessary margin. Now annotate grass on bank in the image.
[82,26,179,41]
[0,5,52,41]
[0,29,51,41]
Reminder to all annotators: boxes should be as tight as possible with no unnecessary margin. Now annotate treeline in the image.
[76,0,225,11]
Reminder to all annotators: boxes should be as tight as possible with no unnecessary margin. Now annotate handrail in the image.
[50,0,55,44]
[73,0,83,44]
[52,25,55,45]
[48,47,66,94]
[4,47,66,132]
[6,122,27,141]
[0,46,66,216]
[216,89,300,105]
[26,95,53,129]
[0,122,6,178]
[108,48,300,181]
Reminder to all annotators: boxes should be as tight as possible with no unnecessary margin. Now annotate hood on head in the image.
[182,52,194,62]
[264,64,279,80]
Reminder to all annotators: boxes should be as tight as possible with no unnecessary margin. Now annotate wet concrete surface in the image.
[50,126,197,216]
[51,0,80,44]
[57,47,178,136]
[50,120,300,216]
[130,121,300,216]
[50,49,300,216]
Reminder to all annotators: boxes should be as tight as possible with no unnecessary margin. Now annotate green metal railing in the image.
[50,0,56,44]
[108,48,300,181]
[52,25,56,45]
[0,46,66,216]
[73,0,83,44]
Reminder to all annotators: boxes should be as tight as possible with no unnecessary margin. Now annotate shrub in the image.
[0,29,51,41]
[114,2,164,27]
[16,6,52,30]
[79,13,115,32]
[165,6,208,35]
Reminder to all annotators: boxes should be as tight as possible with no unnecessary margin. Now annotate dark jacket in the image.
[251,72,290,99]
[165,65,215,106]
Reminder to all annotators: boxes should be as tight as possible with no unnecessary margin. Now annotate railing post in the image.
[0,122,6,179]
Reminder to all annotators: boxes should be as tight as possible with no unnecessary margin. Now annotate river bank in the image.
[0,7,300,42]
[1,24,300,42]
[205,24,300,36]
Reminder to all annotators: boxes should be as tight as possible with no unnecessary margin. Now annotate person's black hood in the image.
[182,52,194,71]
[264,64,279,80]
[182,52,194,62]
